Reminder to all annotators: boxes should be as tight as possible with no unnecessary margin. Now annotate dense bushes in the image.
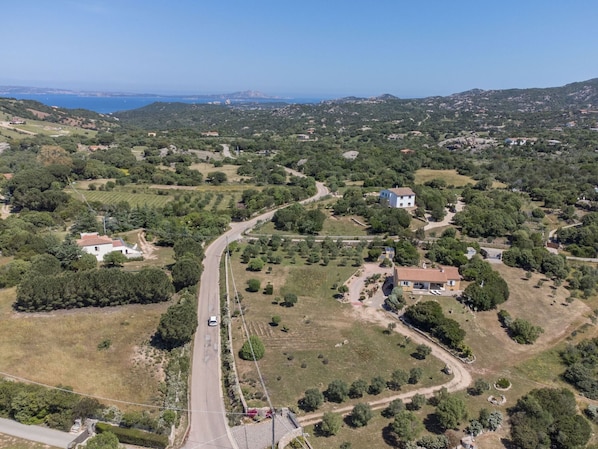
[156,291,198,349]
[404,301,465,350]
[95,422,168,449]
[508,388,591,449]
[272,203,326,234]
[0,380,101,430]
[499,310,543,344]
[561,338,598,399]
[15,267,173,311]
[460,257,509,311]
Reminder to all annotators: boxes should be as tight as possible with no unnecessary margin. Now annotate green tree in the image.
[409,393,426,411]
[409,367,423,384]
[247,258,265,271]
[436,395,468,430]
[350,403,373,428]
[382,399,404,418]
[301,388,324,411]
[72,253,98,271]
[171,256,202,291]
[509,318,544,344]
[415,344,432,360]
[85,432,121,449]
[389,369,409,390]
[391,410,423,443]
[369,376,386,395]
[349,379,368,399]
[156,294,198,349]
[320,412,342,436]
[103,251,127,268]
[282,293,298,307]
[325,380,349,403]
[239,335,265,361]
[207,171,227,185]
[247,278,261,292]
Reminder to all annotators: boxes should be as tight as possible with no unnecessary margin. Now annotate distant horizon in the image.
[1,75,596,103]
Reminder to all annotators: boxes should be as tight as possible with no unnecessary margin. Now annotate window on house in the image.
[401,281,410,286]
[94,246,98,251]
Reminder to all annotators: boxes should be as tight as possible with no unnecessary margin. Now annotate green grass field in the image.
[228,247,447,411]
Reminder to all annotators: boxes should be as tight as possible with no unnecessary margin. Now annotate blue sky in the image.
[1,0,597,98]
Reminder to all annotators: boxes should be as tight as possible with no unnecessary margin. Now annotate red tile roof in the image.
[388,187,415,197]
[395,266,460,283]
[76,232,113,247]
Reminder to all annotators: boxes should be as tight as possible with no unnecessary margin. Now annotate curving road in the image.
[184,173,328,449]
[298,305,472,426]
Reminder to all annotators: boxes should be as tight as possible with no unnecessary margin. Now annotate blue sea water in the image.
[1,93,323,114]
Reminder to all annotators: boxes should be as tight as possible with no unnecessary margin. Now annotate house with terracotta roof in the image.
[394,265,461,292]
[380,187,416,208]
[76,232,143,261]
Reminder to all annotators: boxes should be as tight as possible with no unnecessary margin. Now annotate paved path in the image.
[184,172,329,449]
[423,200,464,231]
[0,417,74,448]
[221,144,234,159]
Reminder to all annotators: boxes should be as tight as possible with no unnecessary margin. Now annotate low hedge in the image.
[95,422,168,449]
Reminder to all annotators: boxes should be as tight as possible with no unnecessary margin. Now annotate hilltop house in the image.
[380,187,416,208]
[76,232,143,261]
[394,265,461,292]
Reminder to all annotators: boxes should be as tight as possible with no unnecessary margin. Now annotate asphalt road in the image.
[184,174,329,449]
[0,417,74,448]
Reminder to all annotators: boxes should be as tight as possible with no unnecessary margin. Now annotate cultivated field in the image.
[228,248,448,410]
[0,287,170,407]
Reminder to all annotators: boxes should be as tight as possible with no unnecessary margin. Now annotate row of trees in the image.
[15,267,173,311]
[301,368,426,412]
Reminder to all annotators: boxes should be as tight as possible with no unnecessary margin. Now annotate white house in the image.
[380,187,416,208]
[76,232,143,261]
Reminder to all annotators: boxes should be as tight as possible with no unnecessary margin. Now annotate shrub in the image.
[496,378,511,389]
[282,293,298,307]
[270,315,281,326]
[247,279,261,292]
[239,336,265,361]
[469,378,490,396]
[247,258,265,271]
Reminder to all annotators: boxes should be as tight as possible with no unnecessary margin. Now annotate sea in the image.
[1,93,325,114]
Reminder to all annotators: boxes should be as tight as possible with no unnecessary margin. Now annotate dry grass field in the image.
[433,262,597,407]
[188,162,248,183]
[0,287,170,407]
[228,250,448,411]
[0,433,58,449]
[414,169,475,187]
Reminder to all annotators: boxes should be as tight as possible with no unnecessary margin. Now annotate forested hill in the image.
[114,78,598,132]
[0,97,118,130]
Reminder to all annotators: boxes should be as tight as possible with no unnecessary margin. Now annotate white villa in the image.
[380,187,416,208]
[76,232,143,261]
